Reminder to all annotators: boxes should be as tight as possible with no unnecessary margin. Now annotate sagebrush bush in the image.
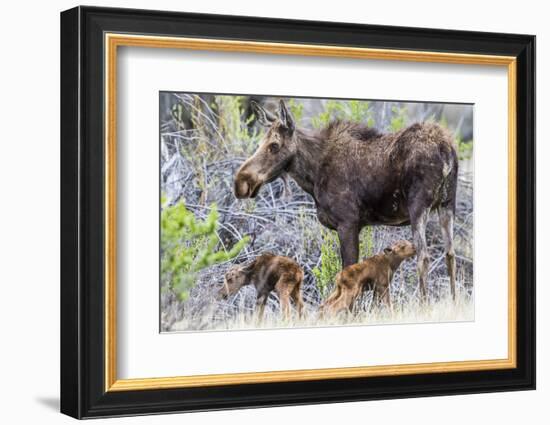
[160,198,249,301]
[389,105,407,131]
[312,100,375,129]
[359,226,375,258]
[312,229,341,298]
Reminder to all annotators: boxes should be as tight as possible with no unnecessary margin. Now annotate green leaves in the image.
[171,102,186,130]
[312,229,341,298]
[456,135,473,160]
[389,105,407,132]
[216,95,258,155]
[359,226,374,258]
[312,100,374,129]
[287,98,304,124]
[161,200,249,301]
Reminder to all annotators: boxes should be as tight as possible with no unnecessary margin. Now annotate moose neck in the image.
[286,128,324,196]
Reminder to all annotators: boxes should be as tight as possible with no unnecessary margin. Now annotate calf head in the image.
[234,100,297,199]
[218,262,255,299]
[383,240,417,261]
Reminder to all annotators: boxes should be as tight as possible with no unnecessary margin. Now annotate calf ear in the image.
[239,260,256,274]
[278,100,295,133]
[251,101,276,127]
[383,247,393,255]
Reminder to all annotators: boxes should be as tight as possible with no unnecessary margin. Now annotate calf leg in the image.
[320,285,341,318]
[255,293,268,322]
[438,206,457,299]
[338,286,361,315]
[325,289,352,316]
[325,277,361,317]
[375,284,393,315]
[323,284,341,306]
[275,279,292,320]
[409,206,431,300]
[291,283,305,318]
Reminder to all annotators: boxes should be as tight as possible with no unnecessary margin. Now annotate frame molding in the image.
[61,6,535,419]
[104,33,517,392]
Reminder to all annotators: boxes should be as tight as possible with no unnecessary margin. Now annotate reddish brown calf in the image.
[219,253,304,320]
[322,240,416,316]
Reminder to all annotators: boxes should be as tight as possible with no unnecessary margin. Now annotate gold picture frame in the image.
[104,34,517,392]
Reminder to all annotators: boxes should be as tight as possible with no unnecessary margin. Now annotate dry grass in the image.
[169,291,474,332]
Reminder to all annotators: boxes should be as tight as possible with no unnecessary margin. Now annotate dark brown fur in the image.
[219,253,304,320]
[235,101,458,299]
[322,240,416,316]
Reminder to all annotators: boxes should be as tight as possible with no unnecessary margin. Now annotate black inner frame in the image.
[61,6,535,419]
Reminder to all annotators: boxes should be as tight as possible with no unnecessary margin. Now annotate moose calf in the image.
[322,240,416,316]
[219,253,304,320]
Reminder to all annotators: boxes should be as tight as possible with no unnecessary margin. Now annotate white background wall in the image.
[0,1,545,423]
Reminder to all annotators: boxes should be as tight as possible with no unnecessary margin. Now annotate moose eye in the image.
[268,143,280,154]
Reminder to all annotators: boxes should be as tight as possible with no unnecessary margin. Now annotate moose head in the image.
[234,100,296,199]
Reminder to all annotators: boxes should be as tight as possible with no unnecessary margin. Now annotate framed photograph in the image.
[60,6,535,419]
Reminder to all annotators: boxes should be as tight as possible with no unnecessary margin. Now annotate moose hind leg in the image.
[410,207,430,301]
[439,206,456,299]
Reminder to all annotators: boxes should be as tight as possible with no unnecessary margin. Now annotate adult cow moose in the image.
[234,100,458,300]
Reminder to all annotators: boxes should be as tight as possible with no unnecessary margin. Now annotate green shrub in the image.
[438,116,472,160]
[171,102,186,130]
[347,100,374,125]
[161,197,249,301]
[359,226,374,258]
[214,95,258,155]
[312,100,374,129]
[311,104,332,129]
[288,98,304,124]
[456,135,473,160]
[312,229,341,298]
[389,105,407,132]
[215,95,242,140]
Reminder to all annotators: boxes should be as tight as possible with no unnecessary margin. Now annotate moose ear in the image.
[383,247,393,255]
[278,100,295,133]
[251,100,276,127]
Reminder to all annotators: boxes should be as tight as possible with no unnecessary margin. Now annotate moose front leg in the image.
[337,223,360,267]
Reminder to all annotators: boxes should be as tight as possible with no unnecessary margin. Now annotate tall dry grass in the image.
[170,292,474,332]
